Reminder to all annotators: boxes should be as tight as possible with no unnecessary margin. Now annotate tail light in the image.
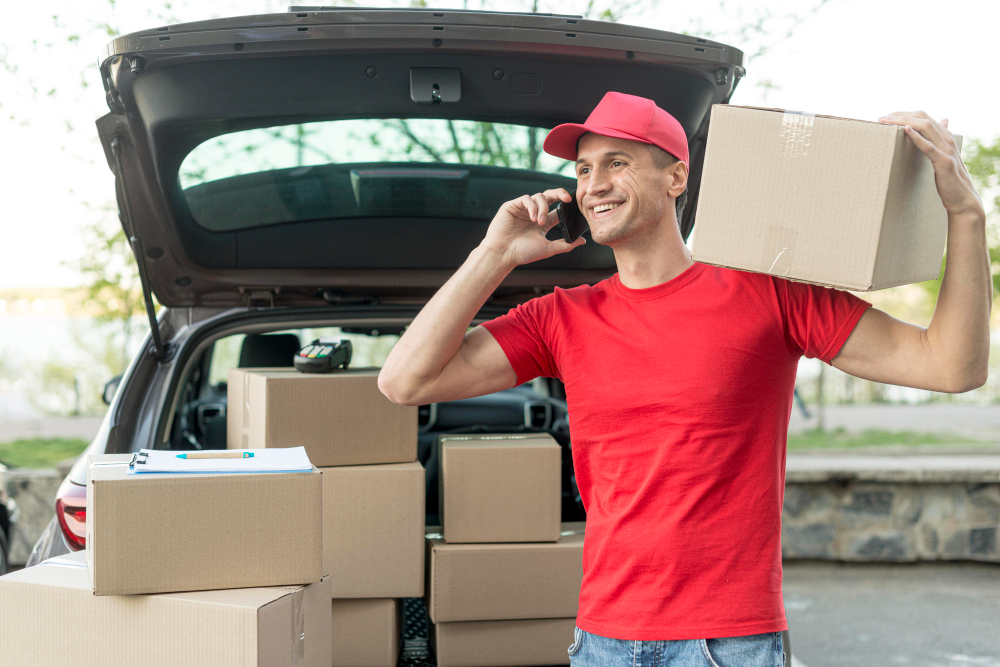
[55,483,87,550]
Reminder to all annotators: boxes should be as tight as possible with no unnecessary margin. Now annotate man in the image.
[378,92,989,666]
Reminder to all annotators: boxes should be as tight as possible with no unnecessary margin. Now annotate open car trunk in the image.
[96,8,744,309]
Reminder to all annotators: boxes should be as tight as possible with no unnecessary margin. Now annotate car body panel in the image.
[96,8,743,308]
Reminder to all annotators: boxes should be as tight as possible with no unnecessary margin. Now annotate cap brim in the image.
[542,123,654,161]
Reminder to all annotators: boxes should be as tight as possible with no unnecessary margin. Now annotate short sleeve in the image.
[479,294,560,385]
[777,278,873,363]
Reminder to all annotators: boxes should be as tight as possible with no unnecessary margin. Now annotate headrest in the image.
[237,333,301,368]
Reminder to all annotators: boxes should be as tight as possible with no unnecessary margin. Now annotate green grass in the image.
[787,427,980,450]
[0,437,90,469]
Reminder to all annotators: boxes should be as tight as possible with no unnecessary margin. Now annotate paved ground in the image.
[788,404,1000,441]
[0,415,103,443]
[783,561,1000,667]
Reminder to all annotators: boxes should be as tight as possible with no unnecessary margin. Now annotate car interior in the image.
[168,329,586,526]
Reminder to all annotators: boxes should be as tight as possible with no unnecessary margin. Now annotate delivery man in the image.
[378,92,989,666]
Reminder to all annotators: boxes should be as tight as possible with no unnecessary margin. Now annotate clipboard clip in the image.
[129,451,149,468]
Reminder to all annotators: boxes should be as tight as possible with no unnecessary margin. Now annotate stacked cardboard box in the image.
[0,551,333,667]
[86,454,324,595]
[0,454,332,666]
[229,368,425,667]
[429,433,584,667]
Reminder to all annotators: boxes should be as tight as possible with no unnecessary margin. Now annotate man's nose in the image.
[584,172,611,198]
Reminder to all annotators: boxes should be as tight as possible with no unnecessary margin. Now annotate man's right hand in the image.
[480,188,586,267]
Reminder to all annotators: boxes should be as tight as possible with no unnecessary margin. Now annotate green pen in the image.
[176,451,255,459]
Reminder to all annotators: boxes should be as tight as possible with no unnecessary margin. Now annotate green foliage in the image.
[67,216,150,373]
[787,427,979,450]
[0,438,90,469]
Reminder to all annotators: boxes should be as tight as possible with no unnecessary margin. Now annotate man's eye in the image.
[612,161,624,167]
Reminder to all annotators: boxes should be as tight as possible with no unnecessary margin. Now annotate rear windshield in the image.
[179,119,574,232]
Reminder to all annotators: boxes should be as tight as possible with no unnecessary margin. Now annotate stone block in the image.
[965,483,1000,508]
[969,527,997,557]
[842,490,894,517]
[849,532,915,561]
[918,525,939,557]
[942,530,970,558]
[782,523,836,558]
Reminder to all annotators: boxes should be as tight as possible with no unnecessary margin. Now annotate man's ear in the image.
[666,161,688,198]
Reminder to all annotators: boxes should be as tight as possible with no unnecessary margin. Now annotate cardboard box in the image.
[690,104,957,291]
[228,368,417,467]
[330,599,401,667]
[322,462,425,598]
[0,551,332,667]
[432,618,576,667]
[87,454,322,596]
[426,523,585,622]
[439,433,561,543]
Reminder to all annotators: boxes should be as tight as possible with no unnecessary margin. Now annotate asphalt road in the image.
[783,561,1000,667]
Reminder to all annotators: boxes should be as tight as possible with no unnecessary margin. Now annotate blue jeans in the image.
[568,626,785,667]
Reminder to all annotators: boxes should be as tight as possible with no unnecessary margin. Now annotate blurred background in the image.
[0,1,997,489]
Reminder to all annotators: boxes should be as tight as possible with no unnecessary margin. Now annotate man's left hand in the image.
[877,111,985,220]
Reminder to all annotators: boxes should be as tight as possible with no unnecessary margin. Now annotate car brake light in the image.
[55,490,87,551]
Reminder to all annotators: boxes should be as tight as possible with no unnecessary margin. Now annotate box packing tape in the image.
[283,585,307,664]
[444,434,536,441]
[780,109,815,157]
[424,526,585,539]
[759,111,814,277]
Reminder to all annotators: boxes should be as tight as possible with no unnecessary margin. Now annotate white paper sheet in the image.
[127,447,313,474]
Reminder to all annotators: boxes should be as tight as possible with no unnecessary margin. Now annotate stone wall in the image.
[782,456,1000,562]
[4,459,75,566]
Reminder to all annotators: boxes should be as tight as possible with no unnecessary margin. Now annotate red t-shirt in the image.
[480,262,871,641]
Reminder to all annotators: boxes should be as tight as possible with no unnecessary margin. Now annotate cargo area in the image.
[0,318,588,667]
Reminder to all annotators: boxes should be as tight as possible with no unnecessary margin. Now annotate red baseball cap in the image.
[543,91,689,165]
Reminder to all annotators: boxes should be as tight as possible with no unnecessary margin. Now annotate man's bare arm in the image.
[378,188,582,406]
[833,113,990,392]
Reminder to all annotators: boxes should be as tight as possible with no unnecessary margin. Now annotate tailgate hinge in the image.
[240,287,280,310]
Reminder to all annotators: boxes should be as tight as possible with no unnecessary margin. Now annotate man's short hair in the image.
[646,144,688,224]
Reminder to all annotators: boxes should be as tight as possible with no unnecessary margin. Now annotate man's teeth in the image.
[593,203,621,213]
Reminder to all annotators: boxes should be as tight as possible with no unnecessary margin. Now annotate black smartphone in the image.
[555,191,589,243]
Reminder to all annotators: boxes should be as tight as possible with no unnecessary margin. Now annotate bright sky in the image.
[0,0,996,288]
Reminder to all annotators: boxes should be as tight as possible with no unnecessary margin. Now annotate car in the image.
[0,461,19,575]
[26,6,790,663]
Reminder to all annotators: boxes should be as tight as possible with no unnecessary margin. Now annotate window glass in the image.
[208,327,401,387]
[179,119,574,232]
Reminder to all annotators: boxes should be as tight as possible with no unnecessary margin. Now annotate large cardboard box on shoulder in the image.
[426,523,585,623]
[228,368,417,467]
[87,454,322,596]
[322,462,425,598]
[439,433,562,543]
[432,618,576,667]
[0,551,333,667]
[690,104,959,291]
[330,598,401,667]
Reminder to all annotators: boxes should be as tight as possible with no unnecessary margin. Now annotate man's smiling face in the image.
[575,133,680,247]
